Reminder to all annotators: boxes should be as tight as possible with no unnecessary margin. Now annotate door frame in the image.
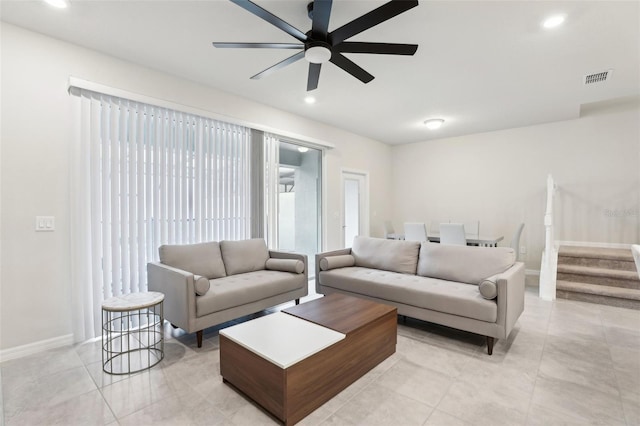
[341,169,370,247]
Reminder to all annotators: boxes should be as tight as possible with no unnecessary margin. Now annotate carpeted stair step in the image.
[558,246,637,271]
[556,280,640,310]
[557,264,640,290]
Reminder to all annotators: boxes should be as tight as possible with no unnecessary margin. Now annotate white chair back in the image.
[404,222,428,242]
[510,223,525,261]
[439,223,467,246]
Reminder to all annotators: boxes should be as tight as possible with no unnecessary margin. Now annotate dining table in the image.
[427,234,504,247]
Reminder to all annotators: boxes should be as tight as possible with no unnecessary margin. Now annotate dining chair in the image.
[439,223,467,245]
[632,245,640,279]
[404,222,428,242]
[510,223,525,261]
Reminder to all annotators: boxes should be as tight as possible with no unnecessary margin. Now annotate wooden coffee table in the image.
[219,293,397,425]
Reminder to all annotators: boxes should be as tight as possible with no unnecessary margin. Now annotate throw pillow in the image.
[193,275,211,296]
[479,275,498,299]
[319,254,356,271]
[265,258,305,274]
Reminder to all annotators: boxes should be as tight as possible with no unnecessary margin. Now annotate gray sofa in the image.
[315,236,525,354]
[148,238,308,347]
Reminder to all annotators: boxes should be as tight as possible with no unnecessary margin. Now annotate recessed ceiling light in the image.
[297,147,309,153]
[424,118,444,130]
[542,14,565,29]
[43,0,69,8]
[304,96,316,104]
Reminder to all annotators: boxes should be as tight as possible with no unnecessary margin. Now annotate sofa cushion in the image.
[319,267,497,323]
[319,254,356,271]
[159,242,226,279]
[196,270,305,317]
[417,243,515,284]
[352,236,420,275]
[265,258,305,274]
[220,238,270,276]
[193,275,211,296]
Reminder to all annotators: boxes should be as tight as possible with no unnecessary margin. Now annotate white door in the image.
[342,171,368,247]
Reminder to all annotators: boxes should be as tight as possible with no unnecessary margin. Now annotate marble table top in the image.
[102,291,165,312]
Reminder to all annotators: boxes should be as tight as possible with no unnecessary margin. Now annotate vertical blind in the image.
[264,133,280,249]
[70,88,251,340]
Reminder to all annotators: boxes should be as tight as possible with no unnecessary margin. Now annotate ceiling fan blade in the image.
[335,42,418,55]
[311,0,333,38]
[250,51,305,80]
[213,42,303,49]
[230,0,308,43]
[307,63,322,91]
[330,52,374,84]
[329,0,419,45]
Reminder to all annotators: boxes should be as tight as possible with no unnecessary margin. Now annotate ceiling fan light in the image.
[305,46,331,64]
[424,118,444,130]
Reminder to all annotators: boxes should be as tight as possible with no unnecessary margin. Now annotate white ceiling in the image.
[2,0,639,145]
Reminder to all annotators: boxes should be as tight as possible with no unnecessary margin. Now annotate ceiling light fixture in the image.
[304,42,332,64]
[297,147,309,153]
[43,0,69,8]
[424,118,444,130]
[542,14,565,29]
[304,96,316,104]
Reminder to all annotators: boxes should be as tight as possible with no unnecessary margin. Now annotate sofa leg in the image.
[486,336,495,355]
[197,330,203,348]
[295,298,300,305]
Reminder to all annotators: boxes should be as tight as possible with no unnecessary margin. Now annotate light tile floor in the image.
[2,282,639,426]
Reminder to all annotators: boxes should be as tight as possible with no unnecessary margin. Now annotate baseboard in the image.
[557,241,632,250]
[0,334,74,363]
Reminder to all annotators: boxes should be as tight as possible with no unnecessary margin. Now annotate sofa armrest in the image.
[495,261,526,339]
[315,248,353,293]
[147,262,197,332]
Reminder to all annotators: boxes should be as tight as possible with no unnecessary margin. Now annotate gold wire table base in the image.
[102,292,164,375]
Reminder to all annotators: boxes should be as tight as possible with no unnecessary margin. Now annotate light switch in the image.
[35,216,55,232]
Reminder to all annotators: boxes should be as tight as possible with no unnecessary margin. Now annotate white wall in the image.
[0,23,392,351]
[391,98,640,270]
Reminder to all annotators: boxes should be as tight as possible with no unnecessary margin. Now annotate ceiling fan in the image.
[213,0,419,91]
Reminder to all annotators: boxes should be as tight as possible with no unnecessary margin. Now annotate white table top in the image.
[428,233,504,246]
[220,312,345,369]
[102,291,165,312]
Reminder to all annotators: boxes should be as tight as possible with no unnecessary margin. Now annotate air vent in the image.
[584,69,613,85]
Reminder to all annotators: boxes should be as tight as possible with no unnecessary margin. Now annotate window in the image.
[70,88,250,339]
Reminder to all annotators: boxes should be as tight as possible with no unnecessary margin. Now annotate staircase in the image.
[556,246,640,309]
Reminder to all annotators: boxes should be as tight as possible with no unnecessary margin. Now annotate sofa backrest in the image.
[159,241,227,279]
[417,242,516,284]
[220,238,270,275]
[352,236,421,275]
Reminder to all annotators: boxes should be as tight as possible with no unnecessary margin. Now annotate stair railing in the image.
[539,174,558,300]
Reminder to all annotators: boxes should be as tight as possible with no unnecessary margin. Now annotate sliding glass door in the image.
[265,136,322,277]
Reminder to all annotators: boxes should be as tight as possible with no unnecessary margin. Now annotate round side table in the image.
[102,291,165,375]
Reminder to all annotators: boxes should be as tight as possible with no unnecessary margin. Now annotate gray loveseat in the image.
[148,238,308,347]
[316,236,525,354]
